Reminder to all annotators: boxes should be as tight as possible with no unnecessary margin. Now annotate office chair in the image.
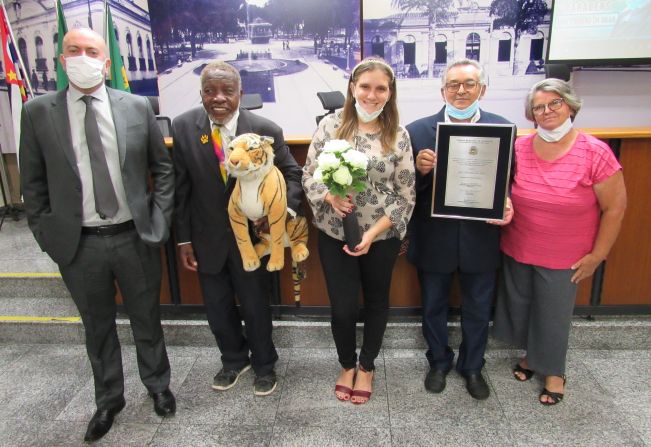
[316,91,345,125]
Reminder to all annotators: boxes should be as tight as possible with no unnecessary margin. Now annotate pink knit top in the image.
[501,132,622,269]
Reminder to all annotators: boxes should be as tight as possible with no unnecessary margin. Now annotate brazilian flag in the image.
[105,1,130,92]
[55,0,68,90]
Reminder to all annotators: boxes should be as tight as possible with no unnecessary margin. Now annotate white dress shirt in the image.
[67,84,132,226]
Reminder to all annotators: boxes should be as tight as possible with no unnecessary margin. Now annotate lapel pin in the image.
[200,134,209,144]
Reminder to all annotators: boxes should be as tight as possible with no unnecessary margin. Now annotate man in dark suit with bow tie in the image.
[172,61,302,397]
[20,28,175,442]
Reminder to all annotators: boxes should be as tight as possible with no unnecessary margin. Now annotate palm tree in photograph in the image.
[490,0,549,75]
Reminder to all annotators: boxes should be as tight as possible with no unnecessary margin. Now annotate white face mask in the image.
[64,55,106,89]
[537,117,573,142]
[354,98,386,123]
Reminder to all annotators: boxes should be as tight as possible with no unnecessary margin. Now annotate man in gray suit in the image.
[19,28,175,442]
[173,61,303,397]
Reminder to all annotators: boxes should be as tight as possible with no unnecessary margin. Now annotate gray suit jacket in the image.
[172,106,303,274]
[19,87,174,266]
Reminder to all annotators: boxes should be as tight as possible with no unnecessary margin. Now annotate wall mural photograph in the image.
[148,0,551,135]
[149,0,361,137]
[363,0,551,130]
[2,0,159,97]
[4,0,649,138]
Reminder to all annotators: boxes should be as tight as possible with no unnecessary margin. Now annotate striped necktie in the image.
[211,124,228,184]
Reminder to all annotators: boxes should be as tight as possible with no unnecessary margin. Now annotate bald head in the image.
[62,27,107,58]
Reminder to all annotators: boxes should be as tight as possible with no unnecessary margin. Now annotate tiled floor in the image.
[1,213,649,446]
[0,215,58,274]
[0,344,648,446]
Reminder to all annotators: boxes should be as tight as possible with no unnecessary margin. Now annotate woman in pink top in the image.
[493,79,627,405]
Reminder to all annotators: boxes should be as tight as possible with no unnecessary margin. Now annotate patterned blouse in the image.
[302,112,416,241]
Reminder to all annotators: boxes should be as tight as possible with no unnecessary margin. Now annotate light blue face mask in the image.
[445,99,480,120]
[355,100,385,123]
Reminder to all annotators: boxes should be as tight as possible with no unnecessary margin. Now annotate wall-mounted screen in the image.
[547,0,651,66]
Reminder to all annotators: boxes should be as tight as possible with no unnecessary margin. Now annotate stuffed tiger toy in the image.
[227,133,309,273]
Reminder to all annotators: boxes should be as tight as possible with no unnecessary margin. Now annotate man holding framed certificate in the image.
[406,59,514,400]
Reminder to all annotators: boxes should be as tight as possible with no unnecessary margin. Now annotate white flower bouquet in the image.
[314,139,368,198]
[314,139,368,249]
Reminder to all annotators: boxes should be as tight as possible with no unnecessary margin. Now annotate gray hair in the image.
[200,61,241,90]
[525,78,582,121]
[441,58,487,85]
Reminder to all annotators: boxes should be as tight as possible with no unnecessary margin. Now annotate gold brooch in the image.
[200,134,209,144]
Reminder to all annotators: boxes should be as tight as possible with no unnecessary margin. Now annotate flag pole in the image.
[104,0,109,53]
[0,0,20,225]
[55,0,69,89]
[104,0,110,85]
[0,0,34,98]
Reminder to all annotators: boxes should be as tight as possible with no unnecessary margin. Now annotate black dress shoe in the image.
[83,398,126,442]
[424,369,448,394]
[465,373,490,400]
[150,388,176,417]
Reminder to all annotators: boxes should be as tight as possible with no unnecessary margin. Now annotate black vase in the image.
[342,212,361,251]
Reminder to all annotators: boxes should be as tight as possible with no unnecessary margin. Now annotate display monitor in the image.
[547,0,651,66]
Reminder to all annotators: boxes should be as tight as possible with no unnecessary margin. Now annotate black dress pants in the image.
[318,231,401,371]
[59,229,171,411]
[198,237,277,376]
[418,269,496,375]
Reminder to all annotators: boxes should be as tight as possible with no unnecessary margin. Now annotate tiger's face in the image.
[226,133,275,179]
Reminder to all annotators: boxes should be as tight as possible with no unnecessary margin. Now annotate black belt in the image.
[81,220,135,237]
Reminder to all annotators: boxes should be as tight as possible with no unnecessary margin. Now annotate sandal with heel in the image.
[351,366,374,405]
[334,368,355,401]
[539,375,567,406]
[513,363,534,382]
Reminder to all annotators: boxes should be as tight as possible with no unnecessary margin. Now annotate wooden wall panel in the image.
[171,133,649,309]
[177,260,203,305]
[601,139,651,305]
[575,280,592,306]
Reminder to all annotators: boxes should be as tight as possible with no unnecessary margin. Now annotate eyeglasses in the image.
[532,98,564,116]
[444,81,479,93]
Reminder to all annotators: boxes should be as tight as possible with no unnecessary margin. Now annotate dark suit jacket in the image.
[406,107,512,273]
[172,106,303,274]
[19,88,174,266]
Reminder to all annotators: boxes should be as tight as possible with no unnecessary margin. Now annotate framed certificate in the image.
[431,123,515,220]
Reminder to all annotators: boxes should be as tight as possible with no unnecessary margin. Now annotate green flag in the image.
[55,0,68,90]
[105,2,130,92]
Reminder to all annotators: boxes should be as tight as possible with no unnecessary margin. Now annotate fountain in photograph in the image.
[195,51,308,103]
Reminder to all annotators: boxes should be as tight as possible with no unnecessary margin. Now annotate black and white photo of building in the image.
[3,0,159,96]
[363,0,551,127]
[149,0,361,137]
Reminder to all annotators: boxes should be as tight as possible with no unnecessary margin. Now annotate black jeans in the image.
[198,239,277,376]
[318,231,401,371]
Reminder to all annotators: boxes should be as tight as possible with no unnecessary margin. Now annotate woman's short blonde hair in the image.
[525,78,582,121]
